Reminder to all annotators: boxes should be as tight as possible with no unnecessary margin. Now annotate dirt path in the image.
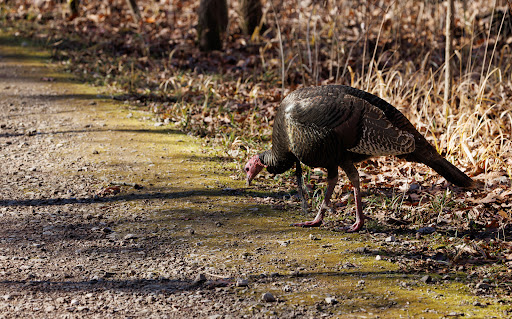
[0,39,509,318]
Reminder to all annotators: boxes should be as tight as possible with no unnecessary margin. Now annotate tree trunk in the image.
[197,0,228,51]
[444,0,454,116]
[239,0,262,36]
[68,0,79,20]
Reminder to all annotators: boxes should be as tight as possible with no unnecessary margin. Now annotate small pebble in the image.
[70,299,79,306]
[475,282,490,290]
[354,247,370,254]
[385,235,396,242]
[45,305,55,312]
[124,233,137,240]
[417,227,436,235]
[375,255,382,261]
[309,234,320,241]
[325,297,338,305]
[446,311,464,317]
[236,279,249,287]
[193,273,207,285]
[409,183,420,191]
[262,292,276,302]
[420,275,433,284]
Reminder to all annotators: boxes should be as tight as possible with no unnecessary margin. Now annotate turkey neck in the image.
[259,149,295,174]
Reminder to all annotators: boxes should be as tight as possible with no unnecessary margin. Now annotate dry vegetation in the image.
[4,0,510,171]
[3,0,511,163]
[1,0,512,291]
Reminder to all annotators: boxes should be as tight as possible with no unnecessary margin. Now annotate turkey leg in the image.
[291,172,338,227]
[340,162,364,232]
[295,161,309,213]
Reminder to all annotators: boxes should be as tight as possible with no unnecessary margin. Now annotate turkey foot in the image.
[291,203,328,228]
[291,219,323,228]
[342,219,364,232]
[339,164,365,232]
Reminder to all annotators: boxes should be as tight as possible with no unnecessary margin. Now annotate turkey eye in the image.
[245,167,249,172]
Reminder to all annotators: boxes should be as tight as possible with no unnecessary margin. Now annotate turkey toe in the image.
[344,220,365,233]
[291,220,323,227]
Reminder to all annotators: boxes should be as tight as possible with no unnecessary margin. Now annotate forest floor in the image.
[1,36,512,318]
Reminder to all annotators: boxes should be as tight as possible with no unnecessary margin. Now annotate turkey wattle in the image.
[244,85,476,232]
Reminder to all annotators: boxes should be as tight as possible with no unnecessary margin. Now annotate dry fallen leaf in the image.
[498,210,511,221]
[468,192,500,204]
[455,242,487,259]
[97,186,121,196]
[485,219,500,229]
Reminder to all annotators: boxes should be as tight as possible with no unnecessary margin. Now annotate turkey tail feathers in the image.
[423,156,477,189]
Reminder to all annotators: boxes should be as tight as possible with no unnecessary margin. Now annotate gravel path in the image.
[0,42,286,319]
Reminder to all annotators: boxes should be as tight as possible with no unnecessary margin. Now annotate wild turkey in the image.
[244,85,477,232]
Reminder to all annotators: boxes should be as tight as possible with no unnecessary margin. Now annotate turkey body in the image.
[244,85,475,232]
